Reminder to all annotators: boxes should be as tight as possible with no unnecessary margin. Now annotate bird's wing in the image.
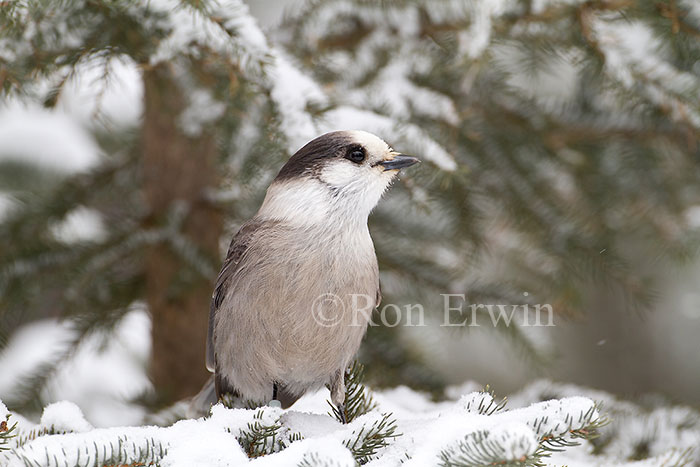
[206,219,267,372]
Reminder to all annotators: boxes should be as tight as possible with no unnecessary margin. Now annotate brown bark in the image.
[141,63,222,404]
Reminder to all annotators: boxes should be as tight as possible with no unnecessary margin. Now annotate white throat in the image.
[257,177,389,228]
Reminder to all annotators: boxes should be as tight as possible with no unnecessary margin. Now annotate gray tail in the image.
[187,375,217,418]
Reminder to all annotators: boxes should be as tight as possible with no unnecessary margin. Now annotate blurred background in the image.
[0,0,699,428]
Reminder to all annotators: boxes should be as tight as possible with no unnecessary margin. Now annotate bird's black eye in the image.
[345,146,366,164]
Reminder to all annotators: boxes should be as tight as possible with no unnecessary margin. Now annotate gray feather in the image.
[212,215,379,403]
[206,220,268,372]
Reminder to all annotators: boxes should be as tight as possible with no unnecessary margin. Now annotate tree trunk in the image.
[141,63,222,404]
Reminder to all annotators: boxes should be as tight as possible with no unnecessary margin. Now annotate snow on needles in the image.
[146,0,457,167]
[0,310,152,428]
[3,378,699,466]
[1,387,599,466]
[0,103,100,174]
[268,51,328,150]
[592,18,700,128]
[148,0,269,70]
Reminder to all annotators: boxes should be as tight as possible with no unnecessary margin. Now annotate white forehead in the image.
[345,130,391,156]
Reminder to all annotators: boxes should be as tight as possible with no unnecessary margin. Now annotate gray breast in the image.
[212,219,379,403]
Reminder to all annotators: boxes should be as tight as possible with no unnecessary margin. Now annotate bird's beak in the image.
[379,153,420,171]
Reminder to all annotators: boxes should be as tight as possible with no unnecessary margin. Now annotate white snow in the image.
[0,308,152,427]
[0,103,101,173]
[272,2,461,170]
[0,320,75,400]
[177,87,227,137]
[685,205,700,229]
[250,437,356,467]
[46,308,152,427]
[508,380,700,466]
[592,18,700,128]
[459,1,511,59]
[144,0,458,166]
[56,56,143,129]
[347,57,460,126]
[50,207,107,244]
[38,401,93,434]
[148,0,269,70]
[0,193,16,221]
[268,51,328,151]
[1,372,698,466]
[531,0,586,15]
[491,43,584,110]
[681,0,700,25]
[300,1,421,43]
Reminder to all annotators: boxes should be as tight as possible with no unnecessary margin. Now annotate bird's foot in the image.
[336,403,347,424]
[268,399,282,408]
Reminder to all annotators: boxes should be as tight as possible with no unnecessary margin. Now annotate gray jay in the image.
[201,130,419,420]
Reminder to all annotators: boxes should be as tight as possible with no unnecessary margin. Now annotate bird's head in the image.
[259,131,419,225]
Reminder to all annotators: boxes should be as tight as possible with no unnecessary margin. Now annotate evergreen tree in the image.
[1,0,699,413]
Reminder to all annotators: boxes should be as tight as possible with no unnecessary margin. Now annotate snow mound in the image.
[3,379,695,466]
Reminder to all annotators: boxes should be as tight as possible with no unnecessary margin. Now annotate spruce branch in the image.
[236,409,285,458]
[439,429,534,467]
[528,403,609,466]
[15,424,76,449]
[11,434,167,467]
[0,414,18,452]
[664,447,695,467]
[441,398,610,467]
[328,361,378,424]
[99,435,167,467]
[298,452,354,467]
[343,413,399,465]
[475,385,507,416]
